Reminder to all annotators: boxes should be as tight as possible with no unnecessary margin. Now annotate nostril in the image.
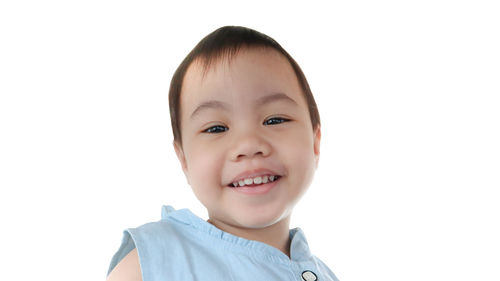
[230,139,271,161]
[237,151,264,159]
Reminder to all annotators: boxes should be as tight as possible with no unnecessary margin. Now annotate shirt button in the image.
[301,270,318,281]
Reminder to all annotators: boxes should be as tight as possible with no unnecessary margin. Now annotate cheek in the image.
[284,130,316,182]
[186,143,225,190]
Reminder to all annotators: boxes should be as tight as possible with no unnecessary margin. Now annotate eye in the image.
[202,125,228,134]
[264,117,291,126]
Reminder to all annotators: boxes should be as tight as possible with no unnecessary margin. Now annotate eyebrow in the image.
[190,92,298,119]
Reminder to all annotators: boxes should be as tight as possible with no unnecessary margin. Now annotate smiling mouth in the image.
[228,175,282,188]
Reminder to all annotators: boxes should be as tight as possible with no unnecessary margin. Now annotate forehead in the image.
[180,47,304,114]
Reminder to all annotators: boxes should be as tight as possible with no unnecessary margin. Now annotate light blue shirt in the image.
[107,205,340,281]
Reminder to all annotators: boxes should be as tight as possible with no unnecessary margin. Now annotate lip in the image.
[227,168,282,186]
[229,175,282,195]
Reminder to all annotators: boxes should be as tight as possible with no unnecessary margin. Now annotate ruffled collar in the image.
[161,205,313,262]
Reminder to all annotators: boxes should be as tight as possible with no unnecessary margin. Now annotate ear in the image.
[173,140,190,184]
[313,125,321,169]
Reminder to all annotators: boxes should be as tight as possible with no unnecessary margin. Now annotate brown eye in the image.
[264,117,290,125]
[202,125,228,134]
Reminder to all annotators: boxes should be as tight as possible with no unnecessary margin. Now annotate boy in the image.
[106,26,339,281]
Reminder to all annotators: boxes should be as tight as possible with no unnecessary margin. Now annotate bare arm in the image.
[106,248,142,281]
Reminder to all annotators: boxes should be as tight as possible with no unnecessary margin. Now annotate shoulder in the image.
[106,248,142,281]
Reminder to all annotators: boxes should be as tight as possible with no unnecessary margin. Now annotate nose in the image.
[229,131,272,162]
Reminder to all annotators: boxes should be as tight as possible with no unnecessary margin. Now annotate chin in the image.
[232,204,288,229]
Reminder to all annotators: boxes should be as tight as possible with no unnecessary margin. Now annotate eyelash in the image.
[202,117,291,134]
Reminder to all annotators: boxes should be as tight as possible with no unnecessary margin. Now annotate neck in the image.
[207,215,292,258]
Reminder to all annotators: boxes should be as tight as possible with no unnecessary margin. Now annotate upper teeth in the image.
[232,175,278,187]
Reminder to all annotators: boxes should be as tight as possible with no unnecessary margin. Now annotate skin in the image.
[173,47,321,258]
[106,248,142,281]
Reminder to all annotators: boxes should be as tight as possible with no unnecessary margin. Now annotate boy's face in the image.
[174,47,320,229]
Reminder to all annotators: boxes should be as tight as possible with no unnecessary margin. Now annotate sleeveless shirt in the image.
[107,205,340,281]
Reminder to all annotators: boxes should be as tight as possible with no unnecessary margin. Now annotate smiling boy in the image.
[107,26,339,281]
[175,43,321,257]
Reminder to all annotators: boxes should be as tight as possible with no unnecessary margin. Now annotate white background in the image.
[1,1,499,281]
